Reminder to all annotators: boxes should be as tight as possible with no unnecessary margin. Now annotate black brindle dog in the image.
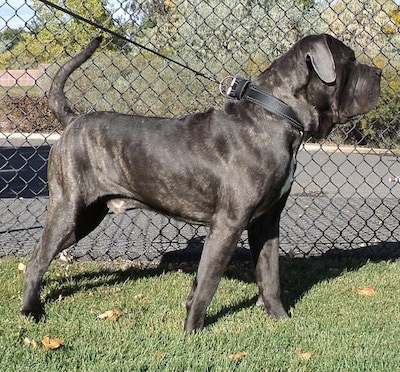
[22,34,381,332]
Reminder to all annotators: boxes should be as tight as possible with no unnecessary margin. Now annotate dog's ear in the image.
[305,35,336,84]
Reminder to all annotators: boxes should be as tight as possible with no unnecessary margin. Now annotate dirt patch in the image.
[0,94,61,133]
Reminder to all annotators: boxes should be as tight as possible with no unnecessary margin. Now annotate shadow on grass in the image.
[43,240,399,327]
[43,265,166,305]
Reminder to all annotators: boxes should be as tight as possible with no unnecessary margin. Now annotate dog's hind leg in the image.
[248,199,289,319]
[21,198,108,321]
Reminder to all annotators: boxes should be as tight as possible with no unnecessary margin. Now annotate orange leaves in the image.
[229,348,313,364]
[42,336,64,350]
[97,309,121,321]
[23,336,64,350]
[134,294,144,301]
[22,307,122,352]
[229,351,247,361]
[295,347,312,361]
[355,286,376,297]
[23,337,39,349]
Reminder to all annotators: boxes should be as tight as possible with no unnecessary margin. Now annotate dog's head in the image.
[256,34,381,139]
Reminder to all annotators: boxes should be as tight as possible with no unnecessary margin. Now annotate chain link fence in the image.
[0,0,399,262]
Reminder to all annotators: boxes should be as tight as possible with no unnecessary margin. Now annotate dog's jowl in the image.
[21,34,381,332]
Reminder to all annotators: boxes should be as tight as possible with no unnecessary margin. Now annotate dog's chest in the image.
[279,156,296,198]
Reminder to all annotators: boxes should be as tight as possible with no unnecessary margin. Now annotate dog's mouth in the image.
[333,109,349,124]
[337,66,381,120]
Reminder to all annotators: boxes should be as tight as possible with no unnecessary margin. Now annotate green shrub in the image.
[328,78,400,149]
[358,82,400,149]
[4,53,400,150]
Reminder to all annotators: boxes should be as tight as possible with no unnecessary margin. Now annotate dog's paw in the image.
[258,296,290,319]
[267,305,290,319]
[21,305,46,322]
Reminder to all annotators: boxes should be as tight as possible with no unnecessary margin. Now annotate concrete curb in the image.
[0,132,61,142]
[300,142,394,155]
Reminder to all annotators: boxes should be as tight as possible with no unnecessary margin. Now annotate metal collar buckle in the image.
[219,76,251,100]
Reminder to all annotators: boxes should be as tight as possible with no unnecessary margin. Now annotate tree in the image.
[320,0,400,64]
[0,27,24,53]
[0,0,124,68]
[319,0,400,147]
[124,0,322,77]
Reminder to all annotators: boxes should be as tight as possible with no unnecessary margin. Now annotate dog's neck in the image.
[221,76,304,133]
[254,65,324,140]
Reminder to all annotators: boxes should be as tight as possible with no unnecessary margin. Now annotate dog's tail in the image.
[48,36,103,128]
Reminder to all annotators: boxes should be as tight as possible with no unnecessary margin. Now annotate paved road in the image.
[1,136,399,261]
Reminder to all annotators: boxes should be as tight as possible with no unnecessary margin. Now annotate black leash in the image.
[38,0,304,132]
[37,0,219,83]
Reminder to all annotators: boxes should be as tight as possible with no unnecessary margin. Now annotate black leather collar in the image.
[220,76,304,132]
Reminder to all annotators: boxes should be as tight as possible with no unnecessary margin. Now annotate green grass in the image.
[0,257,399,371]
[0,85,41,96]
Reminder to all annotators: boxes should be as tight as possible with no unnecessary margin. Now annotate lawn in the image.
[0,257,399,371]
[0,85,41,95]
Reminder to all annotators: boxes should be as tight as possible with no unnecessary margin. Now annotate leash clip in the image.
[219,76,251,100]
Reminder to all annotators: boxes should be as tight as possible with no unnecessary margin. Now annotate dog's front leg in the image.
[248,200,289,319]
[184,217,244,332]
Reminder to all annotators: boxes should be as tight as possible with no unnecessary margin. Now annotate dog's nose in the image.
[375,67,382,77]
